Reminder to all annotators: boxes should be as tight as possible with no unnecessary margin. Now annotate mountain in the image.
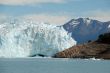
[53,33,110,59]
[0,18,76,58]
[63,18,110,44]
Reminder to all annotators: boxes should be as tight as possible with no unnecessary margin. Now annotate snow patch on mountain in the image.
[108,25,110,28]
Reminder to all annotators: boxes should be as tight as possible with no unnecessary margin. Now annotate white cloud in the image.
[0,13,71,24]
[0,0,66,5]
[21,11,110,24]
[20,14,71,25]
[85,10,110,22]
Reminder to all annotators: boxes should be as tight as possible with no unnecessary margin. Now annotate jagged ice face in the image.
[0,19,76,57]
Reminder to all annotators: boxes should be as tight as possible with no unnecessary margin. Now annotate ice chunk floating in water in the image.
[0,19,76,58]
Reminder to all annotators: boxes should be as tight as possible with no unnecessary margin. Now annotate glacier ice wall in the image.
[0,19,76,58]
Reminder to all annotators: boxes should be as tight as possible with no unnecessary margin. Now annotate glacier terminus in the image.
[0,18,76,58]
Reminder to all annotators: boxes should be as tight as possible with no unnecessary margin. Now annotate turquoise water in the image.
[0,58,110,73]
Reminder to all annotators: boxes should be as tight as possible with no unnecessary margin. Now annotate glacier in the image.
[0,18,76,58]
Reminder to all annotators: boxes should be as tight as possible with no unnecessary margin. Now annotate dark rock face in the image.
[29,54,46,57]
[53,33,110,59]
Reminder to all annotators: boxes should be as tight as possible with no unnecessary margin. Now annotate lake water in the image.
[0,58,110,73]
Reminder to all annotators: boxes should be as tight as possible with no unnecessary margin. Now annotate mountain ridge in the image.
[63,18,110,44]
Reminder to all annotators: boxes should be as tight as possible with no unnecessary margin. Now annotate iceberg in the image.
[0,18,76,58]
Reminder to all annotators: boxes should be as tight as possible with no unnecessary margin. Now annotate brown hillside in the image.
[53,33,110,59]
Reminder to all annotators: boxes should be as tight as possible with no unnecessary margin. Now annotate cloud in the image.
[0,0,66,5]
[20,14,71,25]
[85,10,110,22]
[0,13,71,24]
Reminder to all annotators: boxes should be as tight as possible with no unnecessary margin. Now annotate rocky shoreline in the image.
[53,33,110,59]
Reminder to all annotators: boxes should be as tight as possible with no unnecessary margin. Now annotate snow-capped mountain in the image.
[63,18,110,44]
[0,18,76,58]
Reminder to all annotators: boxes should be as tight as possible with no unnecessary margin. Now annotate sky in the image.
[0,0,110,24]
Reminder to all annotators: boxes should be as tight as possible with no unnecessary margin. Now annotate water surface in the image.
[0,58,110,73]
